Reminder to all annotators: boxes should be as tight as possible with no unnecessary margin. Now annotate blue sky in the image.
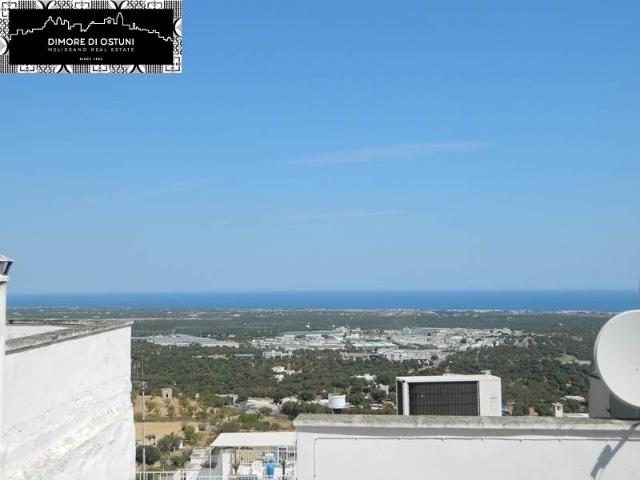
[1,0,639,293]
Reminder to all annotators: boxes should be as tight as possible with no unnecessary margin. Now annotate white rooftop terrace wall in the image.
[295,414,640,480]
[2,322,135,480]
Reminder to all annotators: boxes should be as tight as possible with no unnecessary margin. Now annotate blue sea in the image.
[7,290,639,312]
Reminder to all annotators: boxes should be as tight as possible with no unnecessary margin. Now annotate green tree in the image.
[159,452,171,470]
[158,434,183,453]
[182,424,197,443]
[171,451,188,467]
[299,390,315,401]
[370,389,387,403]
[280,401,330,420]
[347,391,367,407]
[536,403,554,417]
[512,403,529,416]
[564,399,582,413]
[136,445,161,465]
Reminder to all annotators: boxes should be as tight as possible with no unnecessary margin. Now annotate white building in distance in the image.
[144,334,239,348]
[379,348,436,362]
[264,349,293,359]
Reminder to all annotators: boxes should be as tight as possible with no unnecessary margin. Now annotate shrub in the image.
[136,445,161,465]
[158,434,183,453]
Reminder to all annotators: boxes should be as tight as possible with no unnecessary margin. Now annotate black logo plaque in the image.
[0,1,182,74]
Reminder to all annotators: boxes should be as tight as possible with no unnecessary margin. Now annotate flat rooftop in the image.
[212,432,296,448]
[5,319,133,354]
[146,334,237,344]
[294,414,640,435]
[6,324,66,340]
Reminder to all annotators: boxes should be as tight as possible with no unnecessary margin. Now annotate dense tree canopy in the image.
[131,309,603,417]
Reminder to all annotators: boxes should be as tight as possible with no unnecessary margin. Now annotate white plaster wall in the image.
[2,326,135,480]
[297,424,640,480]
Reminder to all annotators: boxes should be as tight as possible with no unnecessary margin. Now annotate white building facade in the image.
[0,256,135,480]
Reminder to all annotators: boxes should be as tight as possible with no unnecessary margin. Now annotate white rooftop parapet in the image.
[211,431,296,448]
[295,414,640,480]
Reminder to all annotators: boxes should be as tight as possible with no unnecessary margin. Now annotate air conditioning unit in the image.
[396,374,502,416]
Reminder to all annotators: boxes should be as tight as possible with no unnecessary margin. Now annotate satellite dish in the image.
[594,310,640,408]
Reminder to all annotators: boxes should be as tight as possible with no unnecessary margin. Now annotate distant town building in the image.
[377,384,390,394]
[245,398,277,412]
[353,373,376,382]
[279,395,298,405]
[161,388,173,399]
[258,325,510,355]
[220,393,239,405]
[271,366,296,380]
[350,339,395,349]
[379,348,435,362]
[339,352,371,361]
[282,330,336,339]
[263,349,293,359]
[144,334,239,348]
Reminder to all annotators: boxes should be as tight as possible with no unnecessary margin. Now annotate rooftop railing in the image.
[136,473,294,480]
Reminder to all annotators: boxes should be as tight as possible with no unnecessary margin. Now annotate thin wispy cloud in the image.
[293,141,489,167]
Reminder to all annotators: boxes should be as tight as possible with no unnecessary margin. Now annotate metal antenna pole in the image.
[133,360,149,479]
[142,359,146,479]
